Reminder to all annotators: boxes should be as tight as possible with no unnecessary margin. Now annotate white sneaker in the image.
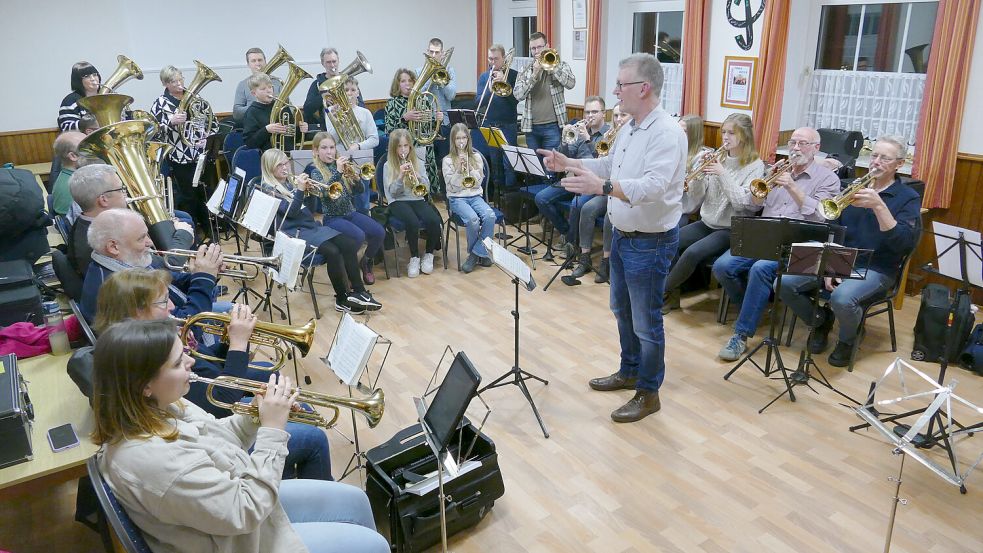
[421,253,435,274]
[407,257,421,278]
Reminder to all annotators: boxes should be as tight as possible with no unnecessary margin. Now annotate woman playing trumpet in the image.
[91,318,389,553]
[443,123,496,273]
[678,114,709,228]
[305,132,385,285]
[259,149,381,312]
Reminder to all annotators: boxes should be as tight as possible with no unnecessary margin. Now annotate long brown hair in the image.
[448,123,480,169]
[386,129,419,184]
[722,113,759,166]
[310,131,337,179]
[389,68,416,97]
[95,268,171,334]
[679,114,705,163]
[92,319,182,445]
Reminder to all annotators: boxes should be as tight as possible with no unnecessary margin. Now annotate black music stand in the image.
[723,218,843,413]
[758,241,870,413]
[502,145,550,267]
[480,126,512,240]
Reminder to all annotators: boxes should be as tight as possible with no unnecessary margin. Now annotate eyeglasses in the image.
[100,187,127,197]
[614,81,645,91]
[787,140,818,148]
[870,154,899,162]
[152,298,169,309]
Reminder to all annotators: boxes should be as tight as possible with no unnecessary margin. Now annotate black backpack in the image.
[911,284,975,363]
[0,166,49,236]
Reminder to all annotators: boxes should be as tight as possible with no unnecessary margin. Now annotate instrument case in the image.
[365,419,505,552]
[0,353,34,469]
[0,259,45,327]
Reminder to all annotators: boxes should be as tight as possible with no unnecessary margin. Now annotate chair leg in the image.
[308,267,321,320]
[785,311,796,347]
[717,293,730,325]
[455,226,462,271]
[887,304,897,352]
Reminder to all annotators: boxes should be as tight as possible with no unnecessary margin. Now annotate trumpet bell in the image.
[561,125,579,145]
[359,163,375,181]
[490,80,513,97]
[462,176,477,189]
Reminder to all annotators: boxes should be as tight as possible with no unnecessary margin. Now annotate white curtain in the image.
[804,70,925,147]
[660,62,683,117]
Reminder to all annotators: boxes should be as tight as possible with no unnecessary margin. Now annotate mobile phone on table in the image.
[47,423,80,452]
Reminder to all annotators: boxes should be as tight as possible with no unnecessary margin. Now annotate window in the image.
[815,2,938,73]
[513,16,537,57]
[631,11,683,63]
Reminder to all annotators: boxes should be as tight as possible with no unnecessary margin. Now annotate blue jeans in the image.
[666,220,732,291]
[283,422,332,480]
[325,212,385,260]
[779,269,894,345]
[523,123,561,185]
[352,180,371,215]
[280,479,389,553]
[610,227,678,391]
[449,195,496,258]
[534,185,573,235]
[712,250,778,338]
[484,121,518,190]
[566,194,607,251]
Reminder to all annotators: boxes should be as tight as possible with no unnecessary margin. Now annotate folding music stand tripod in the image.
[502,145,550,268]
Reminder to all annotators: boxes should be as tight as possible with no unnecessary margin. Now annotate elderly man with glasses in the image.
[712,127,841,361]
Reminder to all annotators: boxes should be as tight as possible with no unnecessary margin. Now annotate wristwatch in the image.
[602,179,613,196]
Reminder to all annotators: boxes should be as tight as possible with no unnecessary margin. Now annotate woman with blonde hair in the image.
[383,68,440,190]
[663,112,764,313]
[442,123,495,273]
[258,148,380,312]
[383,129,443,277]
[91,319,388,553]
[677,113,708,228]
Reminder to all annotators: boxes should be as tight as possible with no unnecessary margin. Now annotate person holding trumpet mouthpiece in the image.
[91,318,388,553]
[243,73,308,152]
[443,122,496,273]
[304,132,384,285]
[778,135,921,367]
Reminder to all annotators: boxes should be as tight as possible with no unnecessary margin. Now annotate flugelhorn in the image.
[154,248,282,280]
[749,155,796,199]
[820,172,877,220]
[340,159,375,182]
[683,146,726,190]
[99,55,144,93]
[175,312,316,372]
[188,374,384,429]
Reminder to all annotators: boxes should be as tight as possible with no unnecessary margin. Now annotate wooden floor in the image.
[3,224,982,553]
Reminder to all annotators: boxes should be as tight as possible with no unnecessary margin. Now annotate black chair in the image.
[375,153,445,275]
[86,456,153,553]
[443,154,506,271]
[51,248,83,302]
[71,298,97,345]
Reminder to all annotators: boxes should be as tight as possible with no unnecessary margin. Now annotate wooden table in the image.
[18,162,53,183]
[0,354,96,498]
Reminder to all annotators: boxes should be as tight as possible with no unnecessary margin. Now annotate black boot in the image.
[611,390,661,423]
[571,252,592,278]
[594,257,609,283]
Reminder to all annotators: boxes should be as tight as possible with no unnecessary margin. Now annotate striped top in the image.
[58,91,88,131]
[151,91,218,165]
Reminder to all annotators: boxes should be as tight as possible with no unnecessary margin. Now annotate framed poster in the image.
[572,0,587,29]
[720,56,757,110]
[572,30,587,60]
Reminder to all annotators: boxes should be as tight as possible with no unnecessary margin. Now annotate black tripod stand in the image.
[480,276,550,438]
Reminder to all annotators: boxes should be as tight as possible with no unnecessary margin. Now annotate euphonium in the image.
[154,248,282,280]
[78,93,134,127]
[176,60,222,148]
[749,155,796,199]
[595,117,625,157]
[259,44,293,83]
[408,47,454,145]
[270,61,312,151]
[318,74,365,150]
[98,55,144,93]
[683,146,726,190]
[188,374,385,429]
[175,312,316,372]
[538,48,560,72]
[820,172,877,220]
[401,153,427,197]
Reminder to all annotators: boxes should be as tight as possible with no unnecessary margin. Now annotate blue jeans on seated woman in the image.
[449,195,496,258]
[280,479,390,553]
[712,250,779,338]
[324,212,385,261]
[283,422,333,480]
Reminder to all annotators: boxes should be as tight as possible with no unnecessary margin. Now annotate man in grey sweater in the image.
[232,47,282,126]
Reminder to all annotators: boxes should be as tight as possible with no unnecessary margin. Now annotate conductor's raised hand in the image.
[560,166,603,195]
[537,148,570,172]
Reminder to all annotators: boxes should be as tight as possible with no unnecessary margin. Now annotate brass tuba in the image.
[318,74,365,150]
[270,61,313,151]
[176,312,315,372]
[98,55,144,93]
[176,60,222,148]
[78,93,134,127]
[408,47,455,145]
[189,374,385,429]
[259,44,293,83]
[820,172,877,220]
[340,50,372,79]
[78,120,175,249]
[749,155,796,199]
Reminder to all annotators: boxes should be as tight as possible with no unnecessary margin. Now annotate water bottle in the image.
[43,301,71,355]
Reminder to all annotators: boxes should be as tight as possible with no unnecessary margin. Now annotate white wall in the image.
[958,12,983,154]
[704,1,764,123]
[0,0,476,132]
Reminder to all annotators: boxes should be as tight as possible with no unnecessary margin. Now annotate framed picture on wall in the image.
[720,56,757,110]
[572,0,587,29]
[573,30,587,60]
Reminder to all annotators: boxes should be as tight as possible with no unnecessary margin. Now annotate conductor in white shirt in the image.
[540,53,686,423]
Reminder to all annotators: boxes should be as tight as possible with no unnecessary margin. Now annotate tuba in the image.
[189,374,384,429]
[176,312,315,372]
[749,155,796,199]
[78,93,134,127]
[176,60,222,148]
[98,55,144,93]
[595,117,625,157]
[78,120,175,249]
[538,48,560,72]
[339,50,372,79]
[820,172,877,220]
[408,47,455,145]
[270,61,312,152]
[259,44,293,83]
[318,74,365,150]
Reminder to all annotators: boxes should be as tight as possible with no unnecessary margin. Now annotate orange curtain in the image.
[584,0,604,97]
[681,0,711,117]
[750,0,791,163]
[913,0,981,209]
[537,0,555,44]
[477,0,493,79]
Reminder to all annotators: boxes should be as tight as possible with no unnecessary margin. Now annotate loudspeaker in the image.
[818,128,864,160]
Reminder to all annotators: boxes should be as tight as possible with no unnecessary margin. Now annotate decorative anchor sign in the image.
[726,0,765,51]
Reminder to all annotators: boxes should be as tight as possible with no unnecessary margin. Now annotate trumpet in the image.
[175,312,317,373]
[595,117,625,157]
[749,155,796,199]
[341,159,375,182]
[538,48,560,72]
[301,176,343,200]
[401,153,427,197]
[461,154,477,189]
[154,248,282,280]
[562,118,588,146]
[684,146,726,190]
[188,374,384,429]
[820,171,877,220]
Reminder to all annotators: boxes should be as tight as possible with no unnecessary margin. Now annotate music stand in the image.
[479,126,512,240]
[758,241,870,412]
[501,145,550,266]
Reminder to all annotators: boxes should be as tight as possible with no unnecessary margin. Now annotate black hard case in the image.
[0,353,34,469]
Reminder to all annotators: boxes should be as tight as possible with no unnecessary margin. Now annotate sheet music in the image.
[206,179,227,215]
[240,190,280,237]
[483,237,533,286]
[932,221,983,287]
[192,153,207,187]
[501,145,546,176]
[270,231,305,289]
[326,313,379,386]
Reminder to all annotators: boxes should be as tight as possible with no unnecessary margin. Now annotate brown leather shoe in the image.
[588,372,637,391]
[611,390,661,423]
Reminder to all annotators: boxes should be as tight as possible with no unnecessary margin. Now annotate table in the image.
[17,162,53,183]
[0,354,96,498]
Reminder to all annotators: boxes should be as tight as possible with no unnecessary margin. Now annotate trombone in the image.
[538,48,560,72]
[175,312,316,372]
[820,172,877,220]
[749,154,796,199]
[188,373,384,429]
[154,248,282,280]
[475,48,515,126]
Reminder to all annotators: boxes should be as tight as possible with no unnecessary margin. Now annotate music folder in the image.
[447,109,479,129]
[480,126,508,149]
